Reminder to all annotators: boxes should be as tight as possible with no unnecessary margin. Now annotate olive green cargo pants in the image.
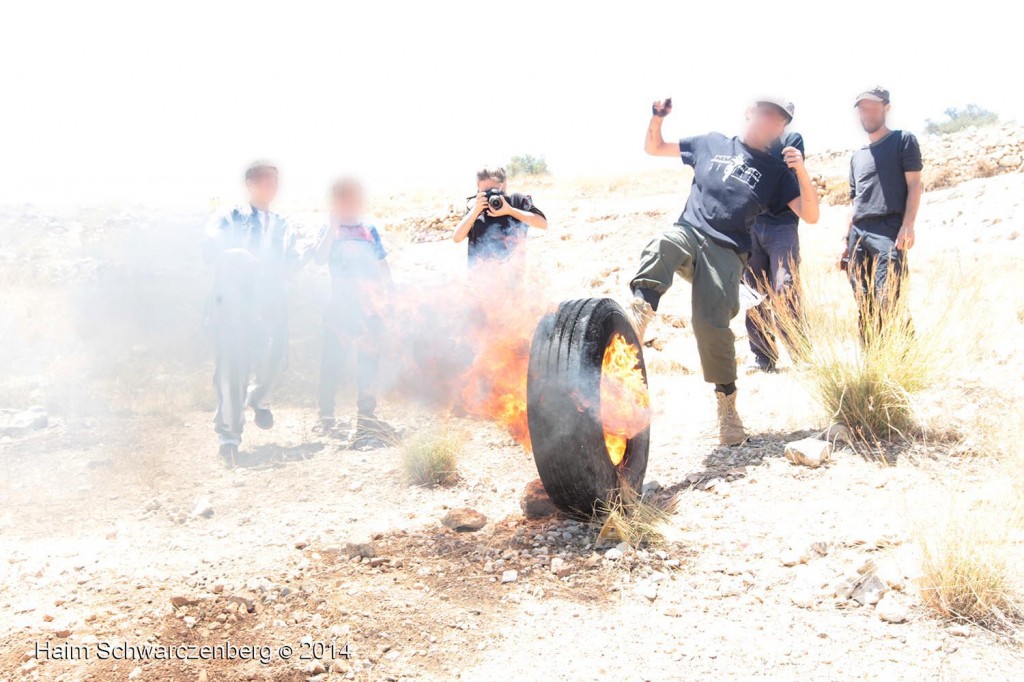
[630,222,745,385]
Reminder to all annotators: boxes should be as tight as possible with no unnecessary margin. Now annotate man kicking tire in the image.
[627,97,820,445]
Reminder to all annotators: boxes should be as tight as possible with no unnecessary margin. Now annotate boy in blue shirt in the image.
[312,178,393,444]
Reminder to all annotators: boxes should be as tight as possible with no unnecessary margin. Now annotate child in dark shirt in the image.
[452,166,547,268]
[312,177,394,443]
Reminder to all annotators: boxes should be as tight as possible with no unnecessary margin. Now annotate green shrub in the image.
[507,154,550,177]
[401,426,464,487]
[925,105,999,135]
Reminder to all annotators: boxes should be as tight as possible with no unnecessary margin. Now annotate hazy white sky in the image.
[2,0,1018,204]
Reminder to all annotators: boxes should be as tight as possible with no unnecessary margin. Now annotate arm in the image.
[782,147,820,224]
[897,171,922,250]
[312,224,335,265]
[644,99,680,157]
[491,202,547,230]
[453,193,488,243]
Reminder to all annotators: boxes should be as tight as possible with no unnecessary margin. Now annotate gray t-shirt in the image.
[849,130,923,224]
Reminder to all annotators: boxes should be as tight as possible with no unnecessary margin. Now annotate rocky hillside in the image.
[809,123,1024,204]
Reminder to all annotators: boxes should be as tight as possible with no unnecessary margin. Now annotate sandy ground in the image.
[2,171,1024,681]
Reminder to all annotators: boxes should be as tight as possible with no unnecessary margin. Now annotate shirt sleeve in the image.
[900,132,923,172]
[510,193,546,219]
[769,171,801,215]
[369,226,388,260]
[786,132,806,157]
[679,135,704,167]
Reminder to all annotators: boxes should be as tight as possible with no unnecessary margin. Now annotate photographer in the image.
[452,166,547,267]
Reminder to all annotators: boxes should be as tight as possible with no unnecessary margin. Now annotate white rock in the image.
[785,438,832,468]
[789,590,816,609]
[780,547,809,567]
[191,497,214,519]
[876,594,908,623]
[500,570,518,584]
[604,548,624,561]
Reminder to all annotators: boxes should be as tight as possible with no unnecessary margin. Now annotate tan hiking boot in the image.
[626,294,656,342]
[716,391,748,446]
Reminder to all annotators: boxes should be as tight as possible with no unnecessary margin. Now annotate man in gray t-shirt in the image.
[844,87,923,337]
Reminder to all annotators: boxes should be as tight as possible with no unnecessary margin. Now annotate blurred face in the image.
[856,100,890,134]
[332,186,364,220]
[745,105,789,149]
[477,177,506,193]
[246,168,279,206]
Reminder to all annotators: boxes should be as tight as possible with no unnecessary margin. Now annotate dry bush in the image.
[924,165,958,192]
[401,426,464,487]
[821,177,852,206]
[595,482,679,549]
[918,494,1023,631]
[748,259,981,444]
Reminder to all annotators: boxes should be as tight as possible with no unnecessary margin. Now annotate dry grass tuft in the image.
[401,426,464,487]
[595,482,679,549]
[918,494,1024,631]
[748,259,981,444]
[821,177,852,206]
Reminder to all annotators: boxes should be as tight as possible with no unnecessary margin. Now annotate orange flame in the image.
[600,333,650,465]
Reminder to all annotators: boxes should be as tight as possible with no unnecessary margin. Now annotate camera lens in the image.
[488,195,503,211]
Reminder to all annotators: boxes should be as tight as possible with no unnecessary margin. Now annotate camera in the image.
[485,189,505,212]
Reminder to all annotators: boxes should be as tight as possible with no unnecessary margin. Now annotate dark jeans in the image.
[743,221,800,365]
[848,217,910,337]
[318,320,381,420]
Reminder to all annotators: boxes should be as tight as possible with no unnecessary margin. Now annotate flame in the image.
[600,333,650,465]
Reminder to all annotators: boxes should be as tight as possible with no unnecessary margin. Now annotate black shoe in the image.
[753,355,777,374]
[252,407,274,430]
[313,417,336,436]
[219,443,238,468]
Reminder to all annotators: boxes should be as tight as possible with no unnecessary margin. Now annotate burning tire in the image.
[527,298,650,517]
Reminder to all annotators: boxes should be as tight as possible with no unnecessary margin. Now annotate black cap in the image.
[855,86,890,106]
[755,97,795,123]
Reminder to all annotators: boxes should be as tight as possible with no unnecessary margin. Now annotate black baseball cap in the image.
[755,97,795,123]
[855,87,890,106]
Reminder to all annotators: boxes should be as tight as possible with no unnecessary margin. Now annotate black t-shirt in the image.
[850,130,923,224]
[678,132,801,253]
[755,132,805,228]
[466,192,546,265]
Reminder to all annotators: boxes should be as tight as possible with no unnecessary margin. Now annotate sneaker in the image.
[626,293,656,342]
[219,443,238,468]
[252,406,274,430]
[716,391,748,446]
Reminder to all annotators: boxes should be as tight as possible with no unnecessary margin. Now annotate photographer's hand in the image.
[471,192,488,216]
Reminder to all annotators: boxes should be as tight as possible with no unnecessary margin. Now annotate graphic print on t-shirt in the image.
[710,154,763,189]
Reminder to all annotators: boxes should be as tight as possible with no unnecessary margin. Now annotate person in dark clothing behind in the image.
[842,86,923,337]
[203,161,299,467]
[626,98,820,446]
[452,166,547,269]
[312,177,394,444]
[743,130,806,373]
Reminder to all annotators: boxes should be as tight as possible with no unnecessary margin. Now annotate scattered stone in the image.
[170,595,196,608]
[0,406,48,438]
[604,547,624,561]
[875,593,908,623]
[703,477,724,491]
[851,574,887,606]
[191,497,214,519]
[500,570,518,584]
[294,538,309,550]
[338,540,375,559]
[833,577,857,600]
[998,154,1022,168]
[784,438,832,468]
[442,508,487,533]
[520,479,558,519]
[550,557,572,578]
[789,590,816,609]
[662,606,684,617]
[821,423,853,446]
[780,547,809,567]
[54,628,71,638]
[641,480,662,494]
[638,582,659,602]
[368,557,387,568]
[948,625,971,638]
[128,666,143,680]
